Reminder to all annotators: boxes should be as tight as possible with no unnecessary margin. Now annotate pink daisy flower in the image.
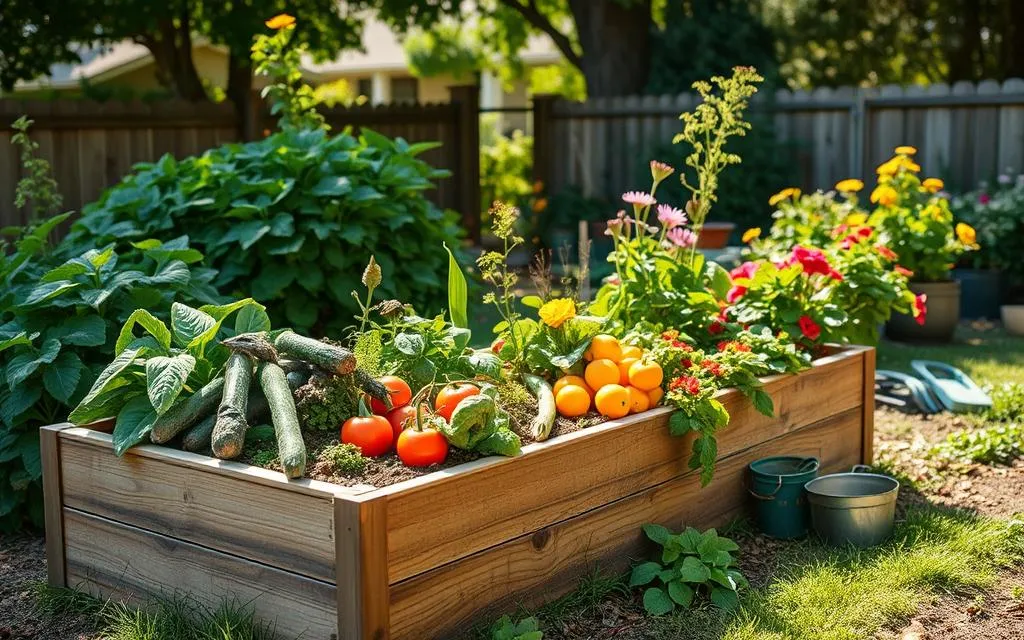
[622,191,657,208]
[666,227,697,248]
[656,204,687,229]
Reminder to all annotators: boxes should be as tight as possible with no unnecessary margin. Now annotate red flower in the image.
[980,193,991,204]
[661,330,679,341]
[671,340,694,352]
[876,245,898,261]
[730,261,759,281]
[913,293,928,326]
[894,265,914,277]
[790,246,832,277]
[726,285,747,303]
[831,224,849,239]
[856,225,874,238]
[670,375,701,395]
[701,360,724,377]
[708,320,725,335]
[828,268,844,281]
[681,358,693,369]
[798,315,821,341]
[718,340,751,353]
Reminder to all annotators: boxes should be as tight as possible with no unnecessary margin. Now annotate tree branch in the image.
[497,0,582,70]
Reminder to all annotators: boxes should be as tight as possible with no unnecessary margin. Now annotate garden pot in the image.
[954,268,1001,320]
[748,456,820,539]
[805,466,899,547]
[1002,304,1024,336]
[696,222,736,249]
[885,280,960,343]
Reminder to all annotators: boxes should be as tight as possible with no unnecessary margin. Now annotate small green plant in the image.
[478,202,527,358]
[11,116,62,221]
[252,14,325,131]
[320,442,367,475]
[247,443,279,468]
[986,382,1024,422]
[929,424,1024,465]
[629,523,748,614]
[295,375,361,432]
[490,615,543,640]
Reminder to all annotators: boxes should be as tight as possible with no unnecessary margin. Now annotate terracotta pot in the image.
[885,280,960,343]
[696,222,736,249]
[1001,305,1024,336]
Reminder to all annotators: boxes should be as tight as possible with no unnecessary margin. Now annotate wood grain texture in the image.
[862,347,876,464]
[388,407,865,640]
[60,433,338,583]
[63,508,338,640]
[381,348,867,583]
[40,424,69,587]
[336,496,390,640]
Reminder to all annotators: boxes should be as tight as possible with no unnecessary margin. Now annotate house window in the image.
[356,78,372,98]
[391,77,419,103]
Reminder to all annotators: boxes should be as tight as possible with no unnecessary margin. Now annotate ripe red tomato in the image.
[369,376,412,414]
[386,404,429,441]
[341,415,394,457]
[434,383,481,421]
[396,427,449,467]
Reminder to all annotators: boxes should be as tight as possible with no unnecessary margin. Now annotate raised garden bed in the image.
[42,345,875,640]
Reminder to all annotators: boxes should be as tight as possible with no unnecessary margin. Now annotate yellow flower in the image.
[922,177,944,193]
[923,204,944,221]
[956,222,978,248]
[769,187,800,207]
[835,178,864,193]
[742,227,761,243]
[895,145,917,155]
[845,213,868,226]
[265,14,296,29]
[538,298,576,328]
[902,157,921,173]
[876,157,902,176]
[870,185,899,206]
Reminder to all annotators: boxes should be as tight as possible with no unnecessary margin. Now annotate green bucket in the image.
[748,456,820,539]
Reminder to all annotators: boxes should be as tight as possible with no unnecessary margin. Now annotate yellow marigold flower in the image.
[742,227,761,243]
[265,14,296,29]
[956,222,978,247]
[895,145,917,155]
[876,157,902,176]
[538,298,576,328]
[845,213,868,226]
[870,185,898,206]
[922,177,944,193]
[835,178,864,193]
[769,187,800,207]
[901,157,921,173]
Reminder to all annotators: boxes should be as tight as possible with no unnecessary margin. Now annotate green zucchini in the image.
[523,373,556,441]
[211,353,254,459]
[274,331,356,375]
[150,377,225,444]
[259,361,307,478]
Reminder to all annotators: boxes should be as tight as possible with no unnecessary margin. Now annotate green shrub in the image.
[64,127,463,336]
[0,216,217,530]
[987,382,1024,422]
[319,442,367,475]
[930,423,1024,465]
[480,115,534,214]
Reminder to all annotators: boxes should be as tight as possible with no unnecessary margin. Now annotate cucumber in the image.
[274,331,356,375]
[523,373,556,441]
[211,353,254,459]
[259,361,307,478]
[150,377,225,444]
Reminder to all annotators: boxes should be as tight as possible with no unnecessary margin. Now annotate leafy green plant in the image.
[10,117,62,221]
[319,442,367,475]
[986,382,1024,422]
[490,615,543,640]
[930,424,1024,465]
[63,125,461,337]
[480,115,534,216]
[629,523,748,614]
[252,13,326,132]
[951,177,1024,290]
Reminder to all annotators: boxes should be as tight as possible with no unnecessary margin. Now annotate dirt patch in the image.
[0,534,95,640]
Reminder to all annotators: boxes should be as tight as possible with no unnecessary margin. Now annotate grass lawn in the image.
[878,326,1024,385]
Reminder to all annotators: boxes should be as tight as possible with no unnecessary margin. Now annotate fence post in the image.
[532,94,558,195]
[448,85,481,242]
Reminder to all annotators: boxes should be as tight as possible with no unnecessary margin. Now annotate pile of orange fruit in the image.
[553,334,664,419]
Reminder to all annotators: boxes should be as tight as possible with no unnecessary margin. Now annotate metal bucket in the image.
[804,465,899,547]
[748,456,820,539]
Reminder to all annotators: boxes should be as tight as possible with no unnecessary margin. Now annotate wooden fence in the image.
[535,78,1024,203]
[0,85,480,238]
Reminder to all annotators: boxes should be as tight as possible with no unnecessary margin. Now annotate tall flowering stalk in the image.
[252,15,326,131]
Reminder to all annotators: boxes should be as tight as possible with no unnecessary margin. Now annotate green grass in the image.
[877,327,1024,385]
[33,585,281,640]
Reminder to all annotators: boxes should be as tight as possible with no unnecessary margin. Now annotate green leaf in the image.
[444,243,469,329]
[112,395,160,456]
[311,176,351,196]
[642,587,675,616]
[235,305,272,333]
[752,389,774,417]
[0,332,34,354]
[74,346,143,414]
[146,260,191,287]
[629,561,663,587]
[710,586,740,610]
[1,386,42,426]
[643,523,672,545]
[668,580,695,608]
[43,351,84,403]
[394,333,425,356]
[677,556,711,583]
[146,354,196,415]
[116,309,172,354]
[710,567,737,589]
[53,316,107,347]
[20,281,80,307]
[707,261,733,299]
[521,295,543,309]
[171,303,216,348]
[6,339,60,389]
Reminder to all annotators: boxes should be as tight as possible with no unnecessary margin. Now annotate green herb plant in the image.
[629,523,748,614]
[490,615,543,640]
[319,442,367,475]
[251,16,325,131]
[10,117,62,221]
[930,424,1024,465]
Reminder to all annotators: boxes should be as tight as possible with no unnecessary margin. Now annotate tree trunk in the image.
[567,0,653,97]
[1007,0,1024,79]
[227,50,256,140]
[144,11,207,101]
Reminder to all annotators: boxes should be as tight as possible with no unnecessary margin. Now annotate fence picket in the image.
[998,78,1024,177]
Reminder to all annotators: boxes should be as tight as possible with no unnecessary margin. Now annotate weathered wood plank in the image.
[389,407,865,640]
[63,508,338,640]
[60,433,338,583]
[335,496,390,640]
[862,346,876,464]
[381,349,867,583]
[40,424,69,587]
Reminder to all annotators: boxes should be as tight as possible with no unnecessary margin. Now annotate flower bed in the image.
[42,344,873,640]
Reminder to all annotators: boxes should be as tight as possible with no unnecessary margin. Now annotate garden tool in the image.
[910,360,992,413]
[874,370,943,414]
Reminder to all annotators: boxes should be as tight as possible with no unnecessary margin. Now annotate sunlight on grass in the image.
[877,328,1024,385]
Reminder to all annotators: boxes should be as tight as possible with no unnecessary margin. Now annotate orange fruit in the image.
[555,385,591,417]
[620,345,643,360]
[628,360,664,391]
[626,385,650,414]
[594,384,630,419]
[553,375,593,398]
[585,359,620,390]
[588,334,622,362]
[617,357,639,385]
[647,387,664,407]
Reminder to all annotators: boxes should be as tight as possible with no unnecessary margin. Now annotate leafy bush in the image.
[930,424,1024,465]
[490,615,543,640]
[64,127,463,336]
[987,382,1024,422]
[950,176,1024,289]
[0,216,218,530]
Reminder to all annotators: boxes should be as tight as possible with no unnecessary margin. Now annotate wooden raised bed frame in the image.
[42,345,875,640]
